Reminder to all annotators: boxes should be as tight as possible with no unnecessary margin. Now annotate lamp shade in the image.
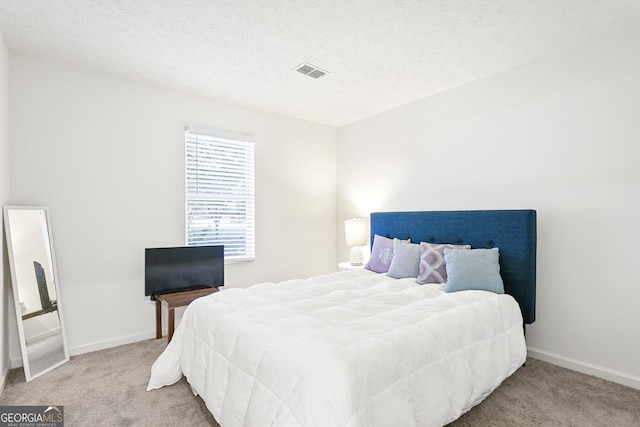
[344,218,367,247]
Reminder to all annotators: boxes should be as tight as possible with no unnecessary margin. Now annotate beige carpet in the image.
[1,338,639,426]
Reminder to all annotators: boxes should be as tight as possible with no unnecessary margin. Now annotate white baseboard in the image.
[9,329,163,368]
[0,365,8,397]
[528,346,640,391]
[68,330,160,356]
[25,326,61,345]
[10,356,21,369]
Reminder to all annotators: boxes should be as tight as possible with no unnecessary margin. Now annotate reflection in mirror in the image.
[3,206,69,381]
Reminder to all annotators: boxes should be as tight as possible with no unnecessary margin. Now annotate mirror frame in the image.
[3,205,70,381]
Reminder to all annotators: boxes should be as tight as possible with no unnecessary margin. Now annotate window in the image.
[185,127,255,261]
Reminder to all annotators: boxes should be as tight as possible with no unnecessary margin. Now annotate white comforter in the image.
[147,269,527,427]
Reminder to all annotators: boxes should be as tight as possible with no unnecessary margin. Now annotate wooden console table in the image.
[155,288,218,343]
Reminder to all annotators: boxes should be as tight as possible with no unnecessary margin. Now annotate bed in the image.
[147,209,536,427]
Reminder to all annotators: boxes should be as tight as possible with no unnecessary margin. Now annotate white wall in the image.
[337,30,640,388]
[8,53,336,356]
[0,34,10,390]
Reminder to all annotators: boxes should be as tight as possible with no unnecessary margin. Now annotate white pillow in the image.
[387,239,420,279]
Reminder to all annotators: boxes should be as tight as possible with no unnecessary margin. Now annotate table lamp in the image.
[345,218,367,265]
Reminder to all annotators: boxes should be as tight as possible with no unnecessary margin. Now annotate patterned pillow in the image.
[416,242,471,284]
[365,234,396,273]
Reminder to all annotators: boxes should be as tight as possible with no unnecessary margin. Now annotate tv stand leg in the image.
[155,299,162,339]
[168,309,175,343]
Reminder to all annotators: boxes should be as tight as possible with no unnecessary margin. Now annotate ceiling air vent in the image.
[294,62,329,79]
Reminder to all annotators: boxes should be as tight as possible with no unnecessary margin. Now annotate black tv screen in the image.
[145,245,224,300]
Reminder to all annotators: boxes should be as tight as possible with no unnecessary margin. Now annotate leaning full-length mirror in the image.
[3,206,69,381]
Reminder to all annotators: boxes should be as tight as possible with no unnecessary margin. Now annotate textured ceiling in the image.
[1,1,640,126]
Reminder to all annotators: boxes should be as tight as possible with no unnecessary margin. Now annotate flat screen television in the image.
[145,245,224,300]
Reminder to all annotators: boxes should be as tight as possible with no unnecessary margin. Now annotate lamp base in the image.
[350,246,364,266]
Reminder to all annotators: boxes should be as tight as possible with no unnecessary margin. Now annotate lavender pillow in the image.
[416,242,471,284]
[365,234,396,273]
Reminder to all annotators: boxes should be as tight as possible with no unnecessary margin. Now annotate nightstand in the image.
[155,288,218,343]
[338,262,365,271]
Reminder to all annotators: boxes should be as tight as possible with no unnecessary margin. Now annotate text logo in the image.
[0,406,64,427]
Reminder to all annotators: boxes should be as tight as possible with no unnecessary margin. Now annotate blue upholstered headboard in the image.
[370,210,537,324]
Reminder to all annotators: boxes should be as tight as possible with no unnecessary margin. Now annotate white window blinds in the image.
[185,128,255,261]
